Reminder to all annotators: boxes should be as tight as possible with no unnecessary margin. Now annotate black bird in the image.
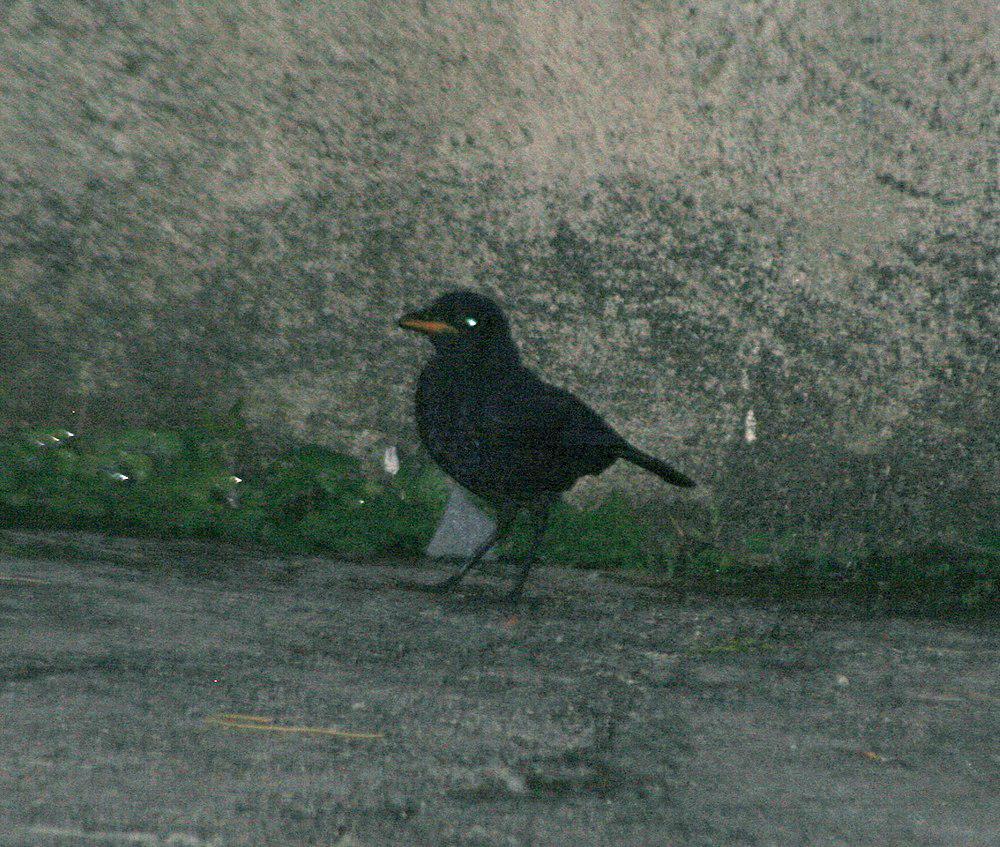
[398,290,694,601]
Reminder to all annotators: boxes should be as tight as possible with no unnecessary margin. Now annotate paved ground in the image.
[0,532,997,846]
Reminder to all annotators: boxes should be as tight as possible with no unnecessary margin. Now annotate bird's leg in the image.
[504,498,554,603]
[421,506,519,594]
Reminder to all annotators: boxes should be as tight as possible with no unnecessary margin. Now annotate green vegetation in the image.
[0,418,995,616]
[499,494,656,571]
[0,419,450,560]
[662,533,998,617]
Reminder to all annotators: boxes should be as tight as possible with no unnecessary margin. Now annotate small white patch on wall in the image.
[382,445,399,476]
[742,341,760,443]
[382,445,400,476]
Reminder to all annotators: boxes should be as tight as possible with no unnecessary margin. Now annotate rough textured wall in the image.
[1,0,996,553]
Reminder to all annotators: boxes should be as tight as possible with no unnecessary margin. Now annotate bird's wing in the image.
[469,372,628,496]
[480,377,623,452]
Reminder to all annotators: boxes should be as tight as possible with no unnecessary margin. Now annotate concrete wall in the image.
[2,1,996,552]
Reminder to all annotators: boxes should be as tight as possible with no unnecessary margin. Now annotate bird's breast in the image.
[414,365,501,499]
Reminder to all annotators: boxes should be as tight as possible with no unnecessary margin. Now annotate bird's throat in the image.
[433,336,521,370]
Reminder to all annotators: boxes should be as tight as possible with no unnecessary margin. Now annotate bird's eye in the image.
[465,317,478,327]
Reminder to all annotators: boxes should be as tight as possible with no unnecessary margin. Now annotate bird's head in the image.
[398,290,516,359]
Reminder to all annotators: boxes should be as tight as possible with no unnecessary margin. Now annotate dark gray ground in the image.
[1,533,997,847]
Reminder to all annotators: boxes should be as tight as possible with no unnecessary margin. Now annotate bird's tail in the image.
[619,444,696,488]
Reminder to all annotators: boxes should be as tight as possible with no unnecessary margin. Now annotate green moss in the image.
[0,435,111,528]
[253,447,378,555]
[666,530,998,615]
[530,495,653,570]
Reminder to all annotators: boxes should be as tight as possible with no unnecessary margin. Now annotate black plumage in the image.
[398,290,694,601]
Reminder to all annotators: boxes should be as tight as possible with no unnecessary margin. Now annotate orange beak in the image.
[398,314,459,335]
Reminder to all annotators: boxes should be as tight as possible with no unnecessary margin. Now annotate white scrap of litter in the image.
[108,472,130,482]
[744,409,757,443]
[383,445,400,476]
